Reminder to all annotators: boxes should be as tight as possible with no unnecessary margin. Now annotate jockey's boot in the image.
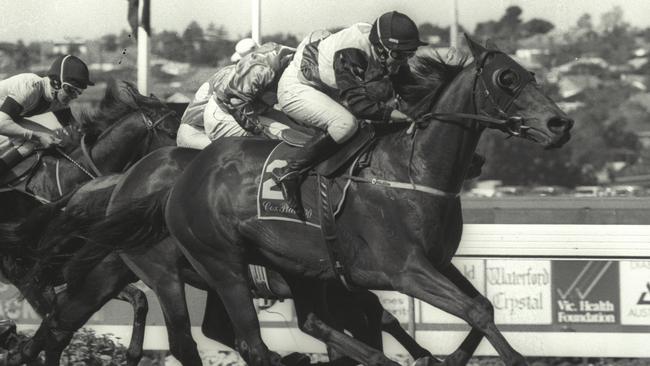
[272,131,338,219]
[466,153,486,180]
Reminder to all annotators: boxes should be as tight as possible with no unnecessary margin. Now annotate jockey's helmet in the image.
[369,11,427,55]
[48,55,94,90]
[231,38,259,62]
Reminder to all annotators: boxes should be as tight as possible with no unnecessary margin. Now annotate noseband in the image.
[411,50,535,137]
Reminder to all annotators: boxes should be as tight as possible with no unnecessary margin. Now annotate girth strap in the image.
[317,174,355,291]
[339,174,459,198]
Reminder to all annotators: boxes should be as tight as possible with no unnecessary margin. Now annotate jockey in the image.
[231,38,260,63]
[273,11,426,216]
[0,54,93,176]
[177,42,295,149]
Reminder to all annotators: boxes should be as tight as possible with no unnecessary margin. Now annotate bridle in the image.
[52,109,176,196]
[411,50,536,137]
[344,50,537,198]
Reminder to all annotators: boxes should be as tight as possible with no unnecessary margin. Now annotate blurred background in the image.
[2,1,650,197]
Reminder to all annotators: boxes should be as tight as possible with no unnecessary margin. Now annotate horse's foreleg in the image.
[436,264,488,366]
[121,243,203,366]
[38,254,135,366]
[286,277,400,366]
[202,291,236,347]
[346,289,434,360]
[114,284,148,366]
[175,240,281,366]
[393,256,526,366]
[380,309,435,361]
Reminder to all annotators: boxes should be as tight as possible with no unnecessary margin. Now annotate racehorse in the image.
[85,36,573,365]
[25,146,434,366]
[1,79,178,205]
[0,80,180,365]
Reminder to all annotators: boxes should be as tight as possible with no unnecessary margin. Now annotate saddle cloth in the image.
[256,114,375,226]
[257,142,349,227]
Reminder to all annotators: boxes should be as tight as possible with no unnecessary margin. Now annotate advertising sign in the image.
[485,259,552,324]
[619,261,650,325]
[552,261,618,326]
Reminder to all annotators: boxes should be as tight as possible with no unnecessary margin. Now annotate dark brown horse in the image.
[0,80,180,365]
[86,37,573,365]
[26,146,434,366]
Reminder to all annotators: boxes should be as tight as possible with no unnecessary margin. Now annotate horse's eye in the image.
[495,69,519,90]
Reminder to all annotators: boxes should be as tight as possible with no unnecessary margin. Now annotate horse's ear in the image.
[463,33,487,60]
[485,38,499,50]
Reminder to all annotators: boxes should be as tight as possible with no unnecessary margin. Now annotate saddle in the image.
[0,149,40,187]
[256,111,379,290]
[261,108,376,177]
[0,120,63,186]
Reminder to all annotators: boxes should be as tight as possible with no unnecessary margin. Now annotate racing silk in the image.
[295,23,400,123]
[0,73,73,123]
[216,42,295,133]
[180,65,236,129]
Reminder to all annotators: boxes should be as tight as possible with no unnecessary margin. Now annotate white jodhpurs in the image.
[277,62,358,143]
[203,97,251,140]
[176,123,212,150]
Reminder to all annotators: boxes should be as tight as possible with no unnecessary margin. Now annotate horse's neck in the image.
[72,114,146,173]
[413,68,482,192]
[370,68,481,193]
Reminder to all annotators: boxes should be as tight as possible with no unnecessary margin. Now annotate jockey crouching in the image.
[0,55,93,177]
[176,40,296,149]
[272,11,426,217]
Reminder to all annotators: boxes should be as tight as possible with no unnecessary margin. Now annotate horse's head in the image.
[465,34,573,149]
[74,80,181,174]
[118,81,180,144]
[78,80,180,144]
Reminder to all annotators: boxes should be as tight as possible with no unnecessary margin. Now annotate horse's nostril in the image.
[548,117,573,133]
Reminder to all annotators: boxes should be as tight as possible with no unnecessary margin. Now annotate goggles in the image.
[388,49,416,61]
[62,82,83,97]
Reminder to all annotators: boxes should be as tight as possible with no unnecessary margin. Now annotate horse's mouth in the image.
[522,127,570,149]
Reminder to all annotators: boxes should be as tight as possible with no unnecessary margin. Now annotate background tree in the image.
[14,40,31,70]
[182,21,205,64]
[101,34,119,53]
[473,6,553,53]
[153,30,185,61]
[261,32,300,47]
[418,22,450,44]
[202,23,234,65]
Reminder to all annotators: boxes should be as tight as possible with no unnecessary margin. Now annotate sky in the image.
[3,0,650,43]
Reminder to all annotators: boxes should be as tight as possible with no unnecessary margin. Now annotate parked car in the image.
[606,185,644,197]
[465,187,496,197]
[529,185,570,196]
[573,185,606,197]
[494,185,528,197]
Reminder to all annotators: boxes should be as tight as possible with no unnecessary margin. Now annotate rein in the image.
[65,110,174,177]
[51,110,175,197]
[346,50,534,198]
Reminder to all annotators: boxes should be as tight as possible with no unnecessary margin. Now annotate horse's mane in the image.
[398,52,468,116]
[77,79,166,140]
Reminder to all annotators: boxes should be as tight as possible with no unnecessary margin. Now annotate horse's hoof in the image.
[281,352,311,366]
[412,356,443,366]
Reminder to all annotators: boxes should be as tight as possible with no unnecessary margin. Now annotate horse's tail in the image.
[84,188,172,251]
